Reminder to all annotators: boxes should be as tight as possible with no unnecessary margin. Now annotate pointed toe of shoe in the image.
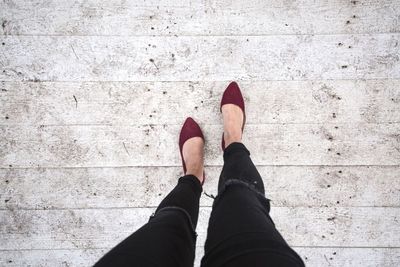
[179,117,204,151]
[220,81,245,112]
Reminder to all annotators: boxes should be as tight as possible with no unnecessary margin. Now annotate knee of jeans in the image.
[218,178,264,196]
[219,168,265,194]
[148,206,198,238]
[214,179,271,213]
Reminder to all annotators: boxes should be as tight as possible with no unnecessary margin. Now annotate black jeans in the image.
[94,143,305,267]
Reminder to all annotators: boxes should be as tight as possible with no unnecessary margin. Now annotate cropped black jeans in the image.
[94,142,305,267]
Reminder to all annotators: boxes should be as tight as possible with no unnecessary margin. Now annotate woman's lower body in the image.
[94,142,305,267]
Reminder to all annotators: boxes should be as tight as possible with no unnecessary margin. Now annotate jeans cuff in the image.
[223,142,250,161]
[180,174,203,194]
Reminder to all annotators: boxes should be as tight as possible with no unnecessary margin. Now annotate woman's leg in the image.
[95,124,205,267]
[94,174,202,267]
[201,143,304,266]
[201,101,304,266]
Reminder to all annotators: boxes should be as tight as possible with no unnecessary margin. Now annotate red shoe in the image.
[179,117,206,185]
[220,81,246,150]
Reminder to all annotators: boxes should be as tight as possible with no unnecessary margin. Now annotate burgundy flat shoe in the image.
[179,117,206,185]
[220,81,246,150]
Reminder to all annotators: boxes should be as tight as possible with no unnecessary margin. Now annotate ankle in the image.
[186,166,204,183]
[224,130,242,147]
